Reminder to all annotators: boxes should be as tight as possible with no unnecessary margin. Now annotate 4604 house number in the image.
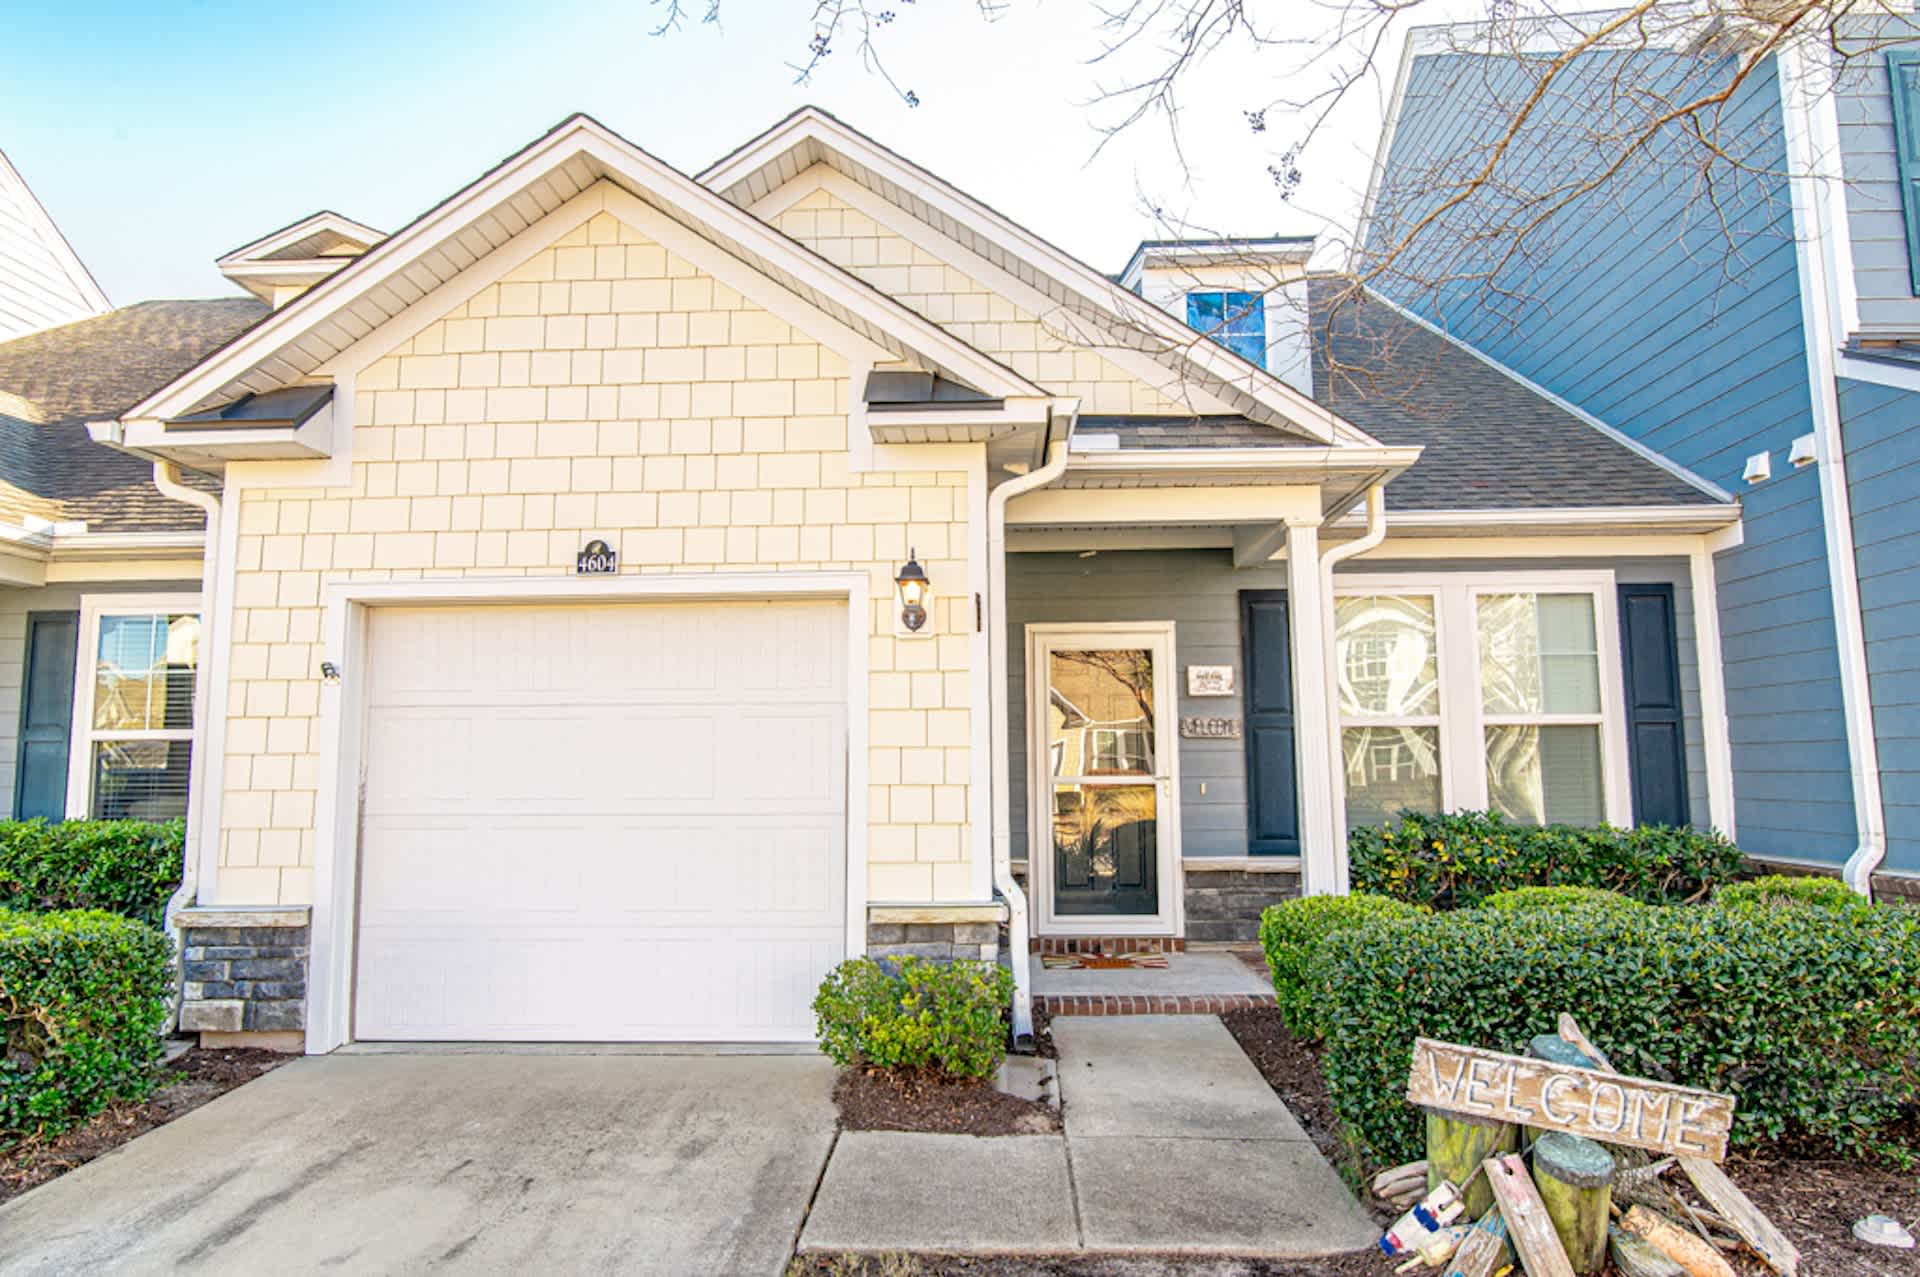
[576,539,617,575]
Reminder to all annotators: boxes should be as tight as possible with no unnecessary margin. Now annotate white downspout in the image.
[150,460,220,1021]
[1781,44,1888,897]
[988,426,1073,1043]
[1316,484,1388,863]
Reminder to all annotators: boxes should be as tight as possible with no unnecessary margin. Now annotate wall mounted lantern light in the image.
[895,550,931,635]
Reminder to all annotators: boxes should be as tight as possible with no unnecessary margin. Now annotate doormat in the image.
[1039,952,1170,970]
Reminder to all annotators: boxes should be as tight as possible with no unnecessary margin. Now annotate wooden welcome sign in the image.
[1406,1038,1735,1162]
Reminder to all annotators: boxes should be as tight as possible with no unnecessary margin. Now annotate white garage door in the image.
[352,599,848,1042]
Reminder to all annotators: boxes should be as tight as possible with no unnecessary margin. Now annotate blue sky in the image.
[5,0,1404,304]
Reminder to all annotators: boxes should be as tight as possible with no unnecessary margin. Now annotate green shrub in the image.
[1259,894,1429,1038]
[1717,873,1866,912]
[0,908,174,1135]
[814,956,1016,1080]
[1479,885,1644,915]
[0,820,184,924]
[1348,810,1742,909]
[1314,903,1920,1167]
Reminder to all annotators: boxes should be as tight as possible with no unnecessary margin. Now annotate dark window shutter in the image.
[1888,52,1920,294]
[14,611,78,821]
[1617,584,1690,828]
[1240,590,1300,854]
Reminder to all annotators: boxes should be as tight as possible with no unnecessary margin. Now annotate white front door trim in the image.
[1024,622,1184,937]
[305,569,870,1054]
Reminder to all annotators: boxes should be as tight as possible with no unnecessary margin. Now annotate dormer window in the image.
[1186,290,1267,366]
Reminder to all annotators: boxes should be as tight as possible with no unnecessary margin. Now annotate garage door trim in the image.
[303,571,872,1053]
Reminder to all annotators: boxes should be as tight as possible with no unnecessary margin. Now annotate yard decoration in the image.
[1610,1224,1687,1277]
[1406,1038,1735,1161]
[1555,1012,1801,1277]
[1530,1132,1613,1275]
[1442,1207,1512,1277]
[1422,1107,1515,1218]
[1370,1159,1431,1210]
[1482,1153,1574,1277]
[1621,1205,1736,1277]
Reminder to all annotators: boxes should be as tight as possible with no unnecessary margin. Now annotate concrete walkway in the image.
[0,1053,837,1277]
[801,1015,1377,1259]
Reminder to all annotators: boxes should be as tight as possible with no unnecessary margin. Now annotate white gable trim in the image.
[216,210,385,266]
[0,149,110,318]
[761,166,1266,423]
[703,110,1374,447]
[125,116,1042,424]
[317,183,899,384]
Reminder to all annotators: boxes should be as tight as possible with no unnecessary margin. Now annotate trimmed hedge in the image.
[1717,873,1865,912]
[1259,894,1429,1038]
[814,956,1016,1080]
[0,820,184,924]
[1314,901,1920,1166]
[0,908,174,1135]
[1479,885,1644,915]
[1349,810,1742,909]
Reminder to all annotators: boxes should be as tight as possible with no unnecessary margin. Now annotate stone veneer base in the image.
[176,909,310,1039]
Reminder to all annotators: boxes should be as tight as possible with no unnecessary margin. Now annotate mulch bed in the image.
[1220,1004,1920,1277]
[834,1067,1061,1136]
[787,1254,1389,1276]
[0,1046,288,1206]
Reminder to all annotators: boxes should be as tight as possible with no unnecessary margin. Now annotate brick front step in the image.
[1037,993,1276,1016]
[1034,936,1186,956]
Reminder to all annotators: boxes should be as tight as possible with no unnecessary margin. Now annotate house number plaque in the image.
[1179,716,1241,740]
[1187,665,1236,697]
[576,539,617,575]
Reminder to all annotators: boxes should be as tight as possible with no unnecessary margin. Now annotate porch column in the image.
[1284,517,1344,894]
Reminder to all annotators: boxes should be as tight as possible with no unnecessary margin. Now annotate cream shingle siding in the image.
[772,189,1191,414]
[216,207,974,907]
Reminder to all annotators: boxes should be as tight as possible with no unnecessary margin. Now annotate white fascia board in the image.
[215,210,386,267]
[217,258,352,286]
[1363,291,1737,504]
[703,109,1372,448]
[1835,349,1920,392]
[94,400,333,465]
[126,116,1042,424]
[1065,445,1421,475]
[1117,240,1316,291]
[1376,504,1743,532]
[47,530,207,560]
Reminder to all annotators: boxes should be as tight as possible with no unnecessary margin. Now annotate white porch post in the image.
[1285,516,1344,894]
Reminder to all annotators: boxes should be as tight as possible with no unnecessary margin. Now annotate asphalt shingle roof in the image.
[0,299,267,533]
[1092,282,1724,511]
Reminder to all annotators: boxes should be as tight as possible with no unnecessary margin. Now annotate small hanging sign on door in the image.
[576,539,617,575]
[1179,715,1241,739]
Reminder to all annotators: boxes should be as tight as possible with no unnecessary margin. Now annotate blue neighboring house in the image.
[1361,12,1920,895]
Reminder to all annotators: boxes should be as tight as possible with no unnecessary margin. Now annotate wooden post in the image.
[1532,1131,1615,1276]
[1484,1153,1576,1277]
[1425,1107,1516,1217]
[1621,1205,1737,1277]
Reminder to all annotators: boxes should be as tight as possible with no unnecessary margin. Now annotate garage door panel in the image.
[354,600,848,1042]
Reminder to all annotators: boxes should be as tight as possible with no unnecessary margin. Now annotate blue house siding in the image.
[1839,376,1920,873]
[1005,550,1709,863]
[1369,51,1858,863]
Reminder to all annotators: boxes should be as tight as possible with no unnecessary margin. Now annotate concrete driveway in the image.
[0,1051,837,1277]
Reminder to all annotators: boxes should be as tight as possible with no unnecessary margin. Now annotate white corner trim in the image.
[1690,533,1738,837]
[303,570,872,1054]
[1781,41,1888,894]
[1363,291,1737,504]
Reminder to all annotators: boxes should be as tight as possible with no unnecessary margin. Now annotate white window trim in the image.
[1333,571,1632,826]
[66,592,203,820]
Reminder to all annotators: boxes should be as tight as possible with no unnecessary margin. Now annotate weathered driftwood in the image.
[1534,1131,1615,1276]
[1611,1223,1687,1277]
[1558,1012,1799,1277]
[1484,1153,1576,1277]
[1425,1108,1515,1217]
[1622,1205,1738,1277]
[1408,1038,1735,1161]
[1681,1156,1802,1277]
[1444,1208,1511,1277]
[1372,1160,1429,1194]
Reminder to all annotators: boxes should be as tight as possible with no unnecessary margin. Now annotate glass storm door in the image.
[1030,627,1178,933]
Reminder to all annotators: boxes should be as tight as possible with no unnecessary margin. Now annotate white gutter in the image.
[988,427,1074,1043]
[1782,43,1888,897]
[1316,484,1388,849]
[149,461,221,1024]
